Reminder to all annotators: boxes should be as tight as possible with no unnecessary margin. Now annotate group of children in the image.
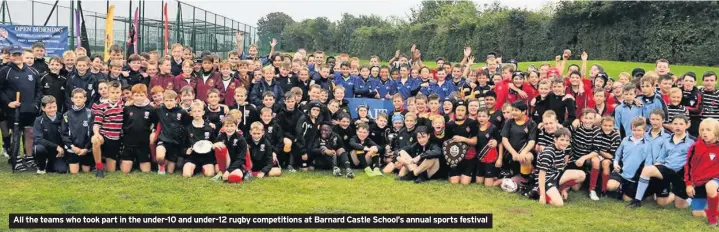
[3,39,719,226]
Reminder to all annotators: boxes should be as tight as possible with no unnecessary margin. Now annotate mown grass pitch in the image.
[0,156,709,232]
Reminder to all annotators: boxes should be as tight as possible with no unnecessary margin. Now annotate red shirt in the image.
[173,73,198,93]
[215,77,242,105]
[566,79,595,117]
[150,73,175,92]
[684,139,719,187]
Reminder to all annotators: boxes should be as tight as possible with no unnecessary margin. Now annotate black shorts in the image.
[449,159,477,177]
[609,172,650,198]
[66,151,93,165]
[185,152,215,166]
[476,161,499,178]
[10,112,35,128]
[313,154,334,170]
[157,141,181,162]
[565,159,591,171]
[101,138,122,160]
[654,165,688,199]
[545,176,561,191]
[121,145,151,163]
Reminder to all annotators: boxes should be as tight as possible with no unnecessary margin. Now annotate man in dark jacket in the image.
[0,45,43,171]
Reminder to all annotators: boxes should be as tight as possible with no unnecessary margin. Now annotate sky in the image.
[14,0,554,28]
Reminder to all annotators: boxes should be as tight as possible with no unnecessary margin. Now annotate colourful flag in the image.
[163,3,169,56]
[132,7,139,54]
[104,5,115,62]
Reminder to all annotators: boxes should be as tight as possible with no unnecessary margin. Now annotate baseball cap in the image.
[8,45,23,54]
[632,68,645,78]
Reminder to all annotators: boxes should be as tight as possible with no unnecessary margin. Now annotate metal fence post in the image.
[70,0,75,50]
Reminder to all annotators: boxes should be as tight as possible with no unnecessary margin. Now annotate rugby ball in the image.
[500,178,518,193]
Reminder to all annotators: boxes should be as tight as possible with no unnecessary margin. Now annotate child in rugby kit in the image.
[615,84,643,138]
[295,102,322,171]
[40,57,67,113]
[173,60,197,93]
[627,115,694,208]
[259,107,284,168]
[334,113,355,153]
[276,95,302,172]
[566,109,601,200]
[183,102,217,178]
[205,89,228,132]
[685,118,719,225]
[476,107,501,187]
[594,116,621,197]
[382,114,404,174]
[156,90,192,174]
[665,88,688,130]
[247,122,281,178]
[61,88,93,174]
[216,61,242,105]
[396,126,442,183]
[91,81,124,178]
[32,96,65,174]
[500,101,537,187]
[229,87,259,135]
[607,118,654,201]
[537,128,586,206]
[369,114,389,170]
[312,124,353,178]
[213,116,250,183]
[121,84,157,174]
[349,123,381,176]
[446,100,479,185]
[353,105,376,128]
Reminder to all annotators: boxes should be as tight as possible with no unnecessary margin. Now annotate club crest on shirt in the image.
[144,111,150,119]
[82,120,88,127]
[524,127,528,133]
[343,135,348,140]
[466,127,471,132]
[260,144,265,151]
[690,100,696,105]
[485,133,490,138]
[204,132,210,139]
[88,84,93,90]
[268,126,273,133]
[233,139,238,146]
[410,137,414,142]
[44,83,49,88]
[28,75,33,81]
[220,115,225,121]
[711,153,716,161]
[177,113,182,120]
[129,112,134,117]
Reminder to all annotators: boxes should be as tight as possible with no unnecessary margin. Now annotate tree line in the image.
[257,1,719,66]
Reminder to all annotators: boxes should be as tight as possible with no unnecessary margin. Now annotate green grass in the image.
[0,156,710,231]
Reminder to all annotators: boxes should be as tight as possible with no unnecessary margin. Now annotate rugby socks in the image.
[559,180,577,192]
[601,173,610,192]
[358,154,368,169]
[708,196,718,224]
[228,174,243,183]
[589,168,599,191]
[371,156,380,169]
[96,162,104,170]
[215,147,228,173]
[635,176,650,201]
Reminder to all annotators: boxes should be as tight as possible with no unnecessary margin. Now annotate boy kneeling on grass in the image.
[212,116,251,183]
[396,126,442,184]
[33,96,66,174]
[538,127,586,207]
[312,124,354,178]
[247,122,281,179]
[685,118,719,226]
[183,101,217,178]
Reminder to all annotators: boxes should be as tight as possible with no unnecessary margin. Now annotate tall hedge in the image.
[267,1,719,66]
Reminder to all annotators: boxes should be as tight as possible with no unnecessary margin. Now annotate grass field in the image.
[0,156,711,231]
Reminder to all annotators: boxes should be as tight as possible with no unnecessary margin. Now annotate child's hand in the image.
[122,71,129,77]
[488,139,497,148]
[614,165,621,173]
[79,149,89,156]
[686,185,695,198]
[209,123,216,129]
[571,119,580,129]
[495,159,503,168]
[56,146,64,156]
[581,51,588,61]
[186,148,192,155]
[213,142,225,149]
[518,90,528,99]
[270,38,278,47]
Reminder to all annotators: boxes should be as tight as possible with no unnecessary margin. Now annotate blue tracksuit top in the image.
[655,134,695,171]
[374,79,396,100]
[395,77,420,100]
[432,80,455,101]
[353,76,377,98]
[333,73,357,98]
[638,93,668,120]
[614,136,654,181]
[614,101,643,136]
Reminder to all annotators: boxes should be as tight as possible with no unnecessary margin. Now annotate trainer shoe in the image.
[332,167,342,177]
[211,173,223,182]
[626,199,642,208]
[414,173,427,184]
[36,170,46,175]
[1,149,8,158]
[589,191,600,201]
[372,167,383,176]
[286,165,296,173]
[95,168,105,178]
[24,157,36,169]
[13,162,27,171]
[397,173,415,181]
[345,168,354,179]
[158,165,166,175]
[364,167,374,176]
